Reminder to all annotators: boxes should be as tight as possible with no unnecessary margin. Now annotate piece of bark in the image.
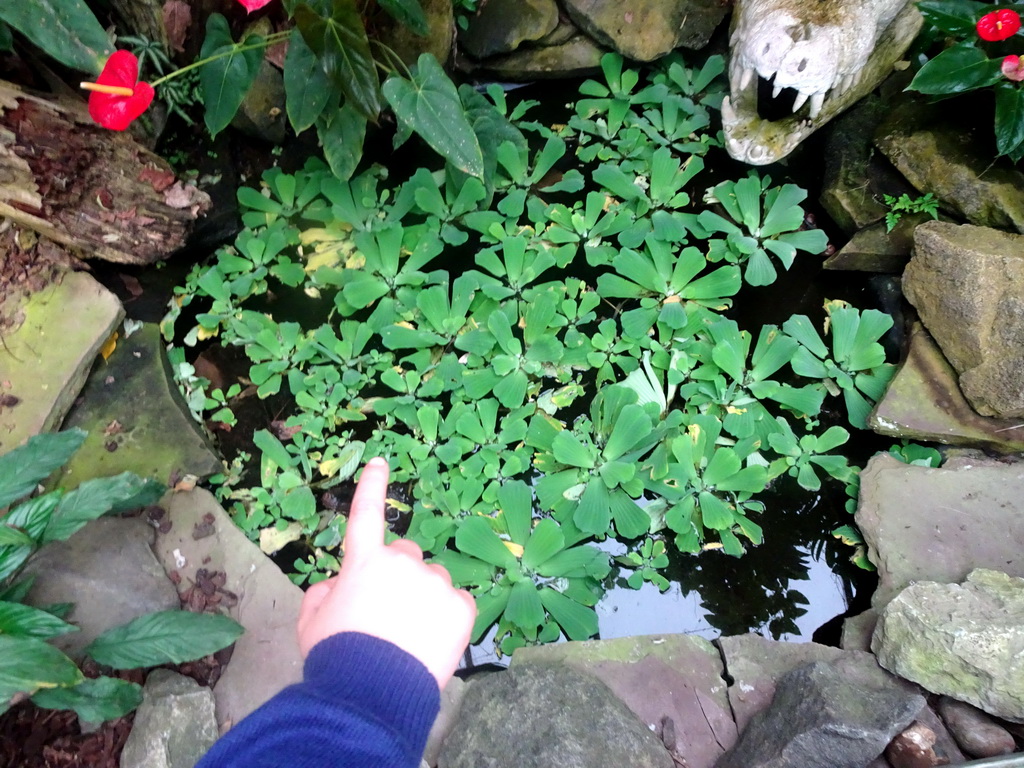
[0,79,209,265]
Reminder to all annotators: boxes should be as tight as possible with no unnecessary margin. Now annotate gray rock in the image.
[840,609,879,653]
[715,661,924,768]
[716,633,911,733]
[855,452,1024,609]
[57,323,222,490]
[24,517,180,660]
[437,663,674,768]
[423,676,467,767]
[875,103,1024,233]
[514,634,736,768]
[154,489,304,729]
[233,59,286,145]
[460,0,559,59]
[903,221,1024,418]
[937,697,1016,758]
[869,322,1024,453]
[377,0,454,67]
[872,569,1024,723]
[562,0,727,60]
[120,669,218,768]
[0,270,123,455]
[823,218,918,273]
[482,34,606,79]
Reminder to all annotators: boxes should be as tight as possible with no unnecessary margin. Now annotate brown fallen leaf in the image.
[103,419,123,436]
[163,0,191,53]
[139,166,176,192]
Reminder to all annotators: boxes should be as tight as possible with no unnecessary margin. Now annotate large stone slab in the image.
[875,103,1024,233]
[903,221,1024,418]
[438,663,674,768]
[562,0,727,60]
[56,323,222,490]
[869,322,1024,453]
[717,661,923,768]
[0,270,122,455]
[716,633,906,733]
[153,489,304,729]
[855,453,1024,609]
[514,634,735,768]
[120,669,219,768]
[482,34,606,79]
[872,569,1024,723]
[460,0,559,59]
[23,516,181,659]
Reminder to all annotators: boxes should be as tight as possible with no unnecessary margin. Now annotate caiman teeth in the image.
[772,83,783,98]
[809,92,825,118]
[792,91,809,112]
[741,67,755,90]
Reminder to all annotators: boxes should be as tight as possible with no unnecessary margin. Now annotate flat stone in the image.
[562,0,727,60]
[377,0,454,67]
[936,697,1016,758]
[840,609,879,653]
[869,322,1024,453]
[716,633,906,733]
[23,516,180,660]
[55,323,222,490]
[514,633,735,768]
[233,59,286,145]
[424,676,467,767]
[0,270,123,455]
[872,569,1024,723]
[460,0,559,59]
[716,661,924,768]
[153,489,304,729]
[437,663,674,768]
[823,216,930,273]
[875,102,1024,233]
[855,452,1024,610]
[482,35,606,79]
[120,669,218,768]
[903,221,1024,418]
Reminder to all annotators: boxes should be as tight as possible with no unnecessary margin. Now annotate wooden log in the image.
[0,79,209,265]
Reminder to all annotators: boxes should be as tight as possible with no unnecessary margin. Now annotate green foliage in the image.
[0,431,242,721]
[165,52,893,652]
[883,192,939,232]
[909,0,1024,160]
[0,0,112,74]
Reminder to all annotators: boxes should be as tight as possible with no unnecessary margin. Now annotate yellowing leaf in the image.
[319,458,343,478]
[385,497,411,513]
[503,540,525,558]
[259,522,303,555]
[726,405,747,415]
[702,542,723,551]
[100,331,118,361]
[196,325,219,341]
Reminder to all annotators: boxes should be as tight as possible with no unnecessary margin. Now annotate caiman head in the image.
[722,0,922,165]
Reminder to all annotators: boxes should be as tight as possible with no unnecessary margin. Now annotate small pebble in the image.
[885,721,947,768]
[937,696,1016,758]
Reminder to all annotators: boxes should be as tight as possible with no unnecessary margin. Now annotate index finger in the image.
[342,457,390,564]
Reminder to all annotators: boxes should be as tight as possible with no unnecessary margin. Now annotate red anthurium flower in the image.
[81,50,155,131]
[977,8,1021,41]
[1003,54,1024,81]
[236,0,274,13]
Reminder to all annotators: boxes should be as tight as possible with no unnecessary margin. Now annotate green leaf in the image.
[498,480,533,546]
[522,519,565,570]
[295,0,381,119]
[0,430,85,509]
[995,83,1024,157]
[45,473,164,543]
[602,404,651,461]
[32,676,142,723]
[505,580,545,633]
[698,491,733,530]
[552,432,596,469]
[284,30,332,133]
[0,601,78,639]
[454,517,517,570]
[0,0,111,74]
[470,583,510,643]
[84,611,243,670]
[908,44,1003,95]
[539,587,598,640]
[0,525,33,548]
[431,550,495,587]
[200,14,264,137]
[575,478,612,536]
[917,0,989,35]
[0,22,12,52]
[0,635,82,704]
[377,0,429,35]
[382,55,484,178]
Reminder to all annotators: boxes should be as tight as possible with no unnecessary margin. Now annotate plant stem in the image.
[150,31,292,87]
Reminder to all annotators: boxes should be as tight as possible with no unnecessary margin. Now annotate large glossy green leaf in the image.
[200,14,264,137]
[377,0,429,35]
[996,83,1024,156]
[909,44,1003,95]
[0,430,85,509]
[698,490,734,530]
[454,517,517,570]
[0,635,83,704]
[32,676,142,723]
[382,55,484,178]
[539,587,598,640]
[284,30,332,133]
[0,0,111,74]
[536,545,609,579]
[782,315,829,358]
[84,611,243,670]
[609,489,650,539]
[0,525,32,548]
[0,601,77,639]
[552,432,595,469]
[917,0,988,35]
[45,473,164,543]
[318,99,368,181]
[505,580,545,633]
[0,494,62,582]
[295,0,381,119]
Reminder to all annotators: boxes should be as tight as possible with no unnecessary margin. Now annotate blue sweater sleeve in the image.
[196,632,440,768]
